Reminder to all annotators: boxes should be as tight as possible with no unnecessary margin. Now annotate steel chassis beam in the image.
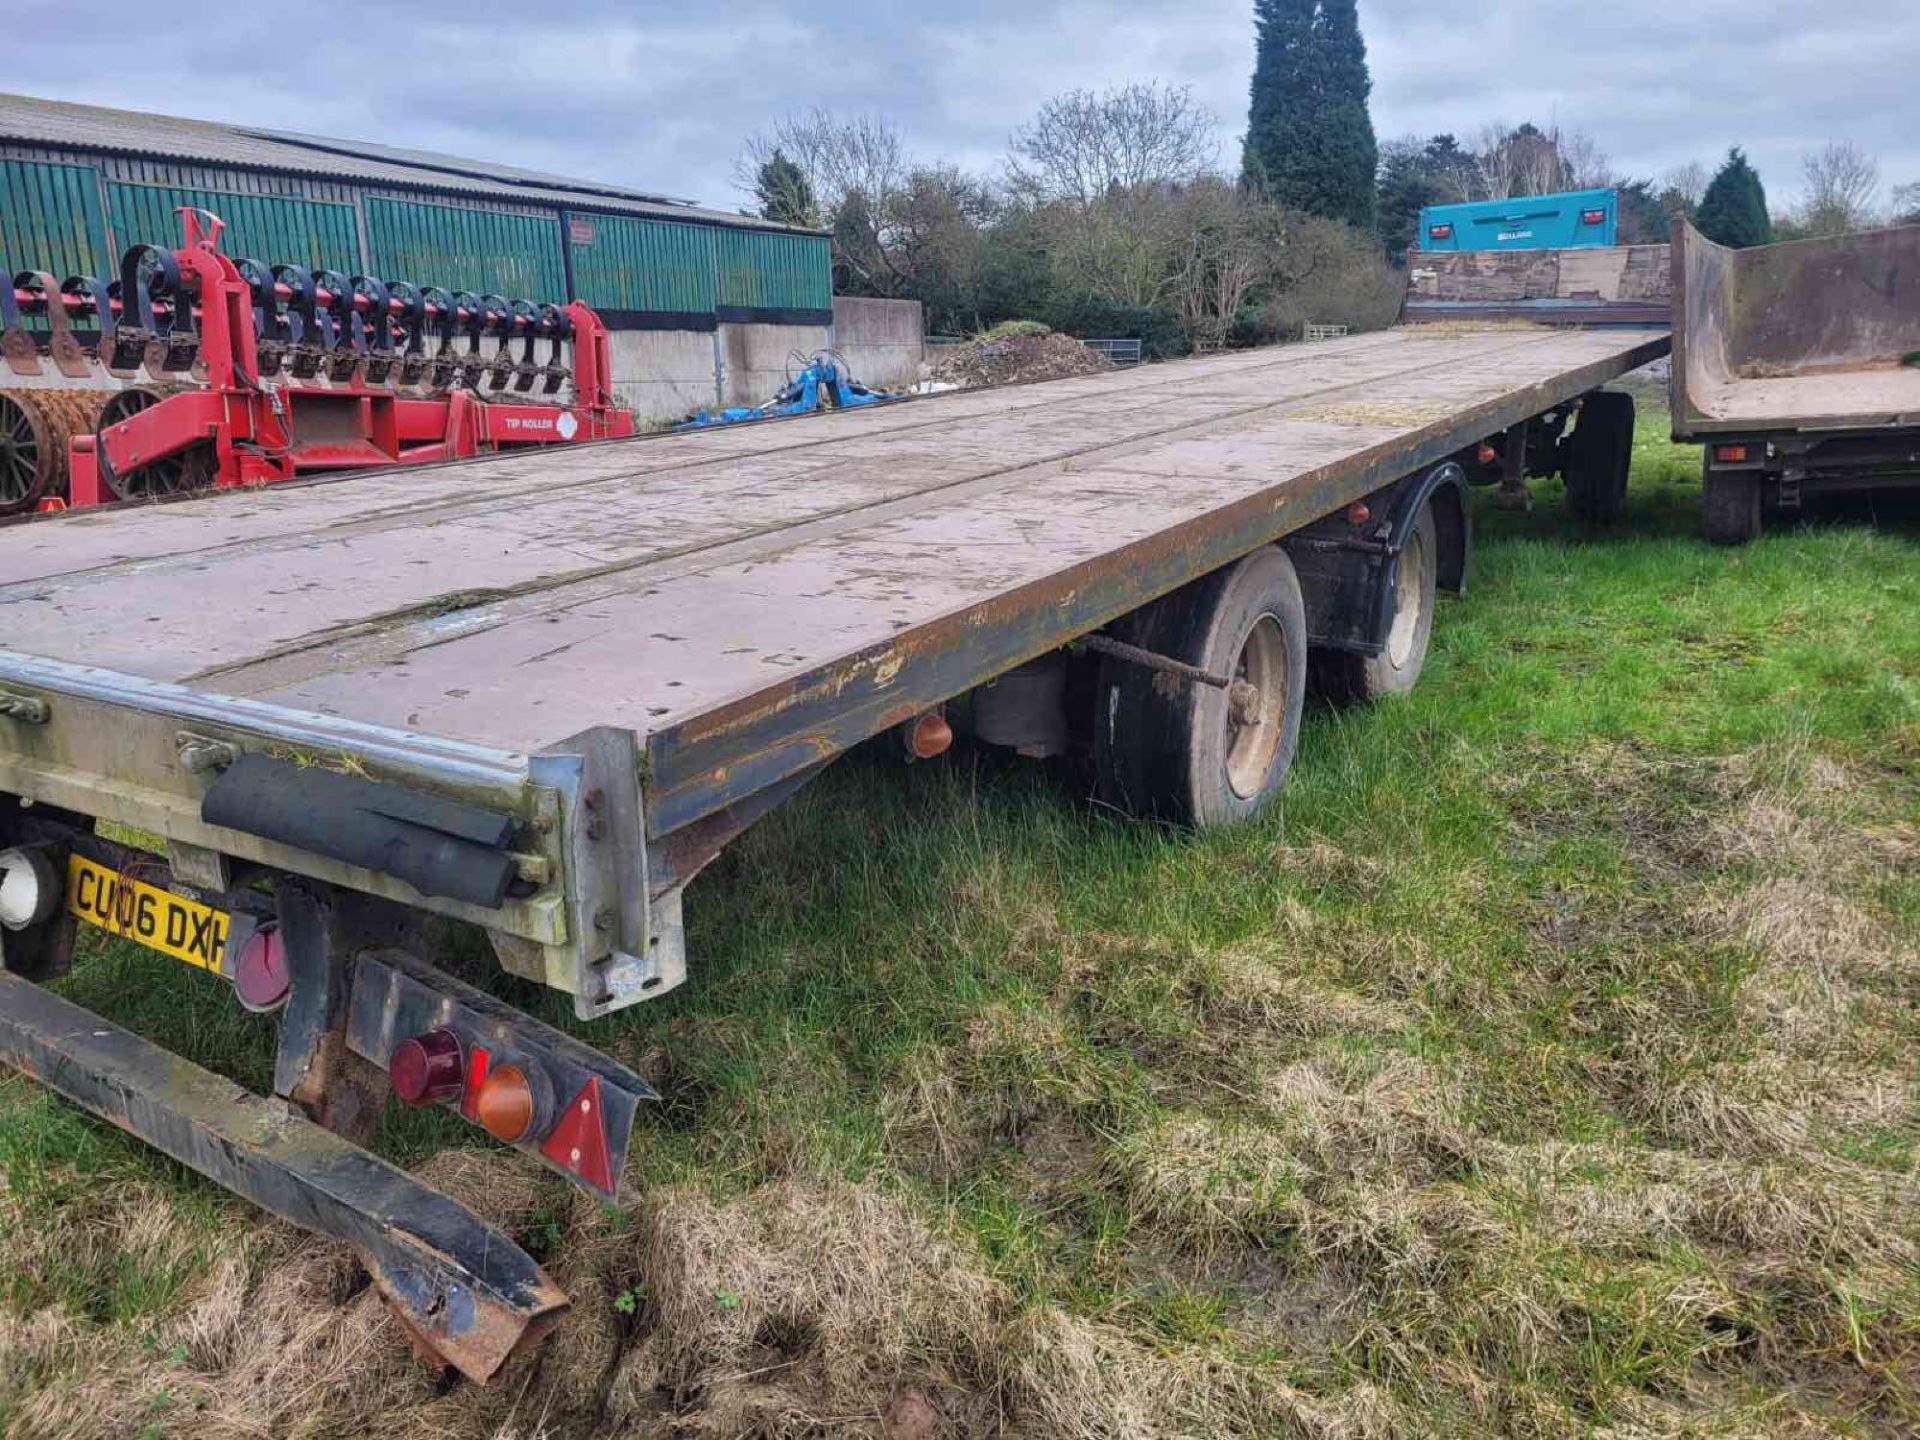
[0,970,566,1382]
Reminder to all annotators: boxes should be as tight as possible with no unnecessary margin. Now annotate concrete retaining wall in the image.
[604,330,718,427]
[830,297,925,389]
[717,321,832,408]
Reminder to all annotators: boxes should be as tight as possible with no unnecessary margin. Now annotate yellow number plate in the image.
[66,854,230,972]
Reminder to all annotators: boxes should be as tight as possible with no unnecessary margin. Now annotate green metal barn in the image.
[0,92,830,326]
[0,93,896,420]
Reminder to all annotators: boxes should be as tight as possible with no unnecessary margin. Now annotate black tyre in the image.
[1316,501,1438,704]
[1094,546,1307,829]
[1701,455,1762,544]
[1564,390,1634,520]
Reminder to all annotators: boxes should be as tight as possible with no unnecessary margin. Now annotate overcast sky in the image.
[16,1,1920,215]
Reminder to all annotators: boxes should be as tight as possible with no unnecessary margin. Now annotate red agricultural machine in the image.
[0,209,633,514]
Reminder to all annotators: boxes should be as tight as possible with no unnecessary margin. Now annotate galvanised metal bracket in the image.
[532,726,685,1019]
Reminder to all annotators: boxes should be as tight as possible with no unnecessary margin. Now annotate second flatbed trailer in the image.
[0,311,1668,1376]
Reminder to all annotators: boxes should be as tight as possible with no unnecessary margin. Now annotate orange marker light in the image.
[907,711,953,760]
[1345,502,1371,526]
[475,1063,536,1143]
[1715,444,1749,463]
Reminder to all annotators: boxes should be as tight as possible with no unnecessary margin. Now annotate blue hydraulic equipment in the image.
[676,350,900,430]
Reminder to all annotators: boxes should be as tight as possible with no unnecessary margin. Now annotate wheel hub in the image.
[1224,613,1287,799]
[1386,526,1427,670]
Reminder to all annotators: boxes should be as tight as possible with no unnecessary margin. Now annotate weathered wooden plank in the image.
[0,328,1554,684]
[1,323,1668,836]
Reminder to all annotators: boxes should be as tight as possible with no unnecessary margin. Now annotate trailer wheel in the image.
[1316,501,1438,704]
[1564,390,1634,520]
[1701,456,1762,544]
[1095,546,1307,828]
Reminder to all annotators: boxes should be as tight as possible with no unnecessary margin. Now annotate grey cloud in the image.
[10,1,1918,211]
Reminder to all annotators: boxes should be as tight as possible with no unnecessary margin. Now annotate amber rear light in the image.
[906,711,953,760]
[475,1063,537,1142]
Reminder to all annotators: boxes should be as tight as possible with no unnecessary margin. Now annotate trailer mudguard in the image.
[1283,462,1470,655]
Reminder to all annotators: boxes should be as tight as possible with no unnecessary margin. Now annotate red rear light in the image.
[1716,444,1750,463]
[1581,209,1607,225]
[1427,223,1453,241]
[233,924,289,1013]
[390,1027,464,1106]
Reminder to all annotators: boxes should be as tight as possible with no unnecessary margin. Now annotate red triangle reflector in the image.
[540,1076,614,1194]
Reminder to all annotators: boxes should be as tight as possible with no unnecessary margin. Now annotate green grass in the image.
[3,394,1916,1437]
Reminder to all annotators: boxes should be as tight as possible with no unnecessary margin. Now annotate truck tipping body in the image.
[1672,218,1920,540]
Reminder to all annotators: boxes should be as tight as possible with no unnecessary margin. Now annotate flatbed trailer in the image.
[0,315,1667,1377]
[1673,218,1920,542]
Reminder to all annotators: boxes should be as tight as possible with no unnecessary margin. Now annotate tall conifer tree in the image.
[1243,0,1377,229]
[1694,148,1772,248]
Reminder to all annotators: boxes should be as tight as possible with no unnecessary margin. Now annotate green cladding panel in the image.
[567,214,716,317]
[105,184,358,271]
[715,228,832,312]
[0,160,109,278]
[364,197,567,300]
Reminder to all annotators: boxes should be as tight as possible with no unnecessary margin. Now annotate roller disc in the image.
[95,385,214,501]
[0,387,115,514]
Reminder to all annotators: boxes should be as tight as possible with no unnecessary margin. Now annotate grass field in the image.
[2,390,1915,1438]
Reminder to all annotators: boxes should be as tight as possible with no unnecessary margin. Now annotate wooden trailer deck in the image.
[2,324,1666,836]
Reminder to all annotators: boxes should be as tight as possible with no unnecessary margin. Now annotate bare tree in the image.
[1003,83,1218,314]
[1895,181,1920,225]
[736,110,916,294]
[1007,83,1217,206]
[1556,130,1614,189]
[737,109,908,225]
[1471,121,1522,199]
[1799,141,1880,235]
[1165,179,1284,345]
[1471,122,1603,199]
[1660,161,1710,209]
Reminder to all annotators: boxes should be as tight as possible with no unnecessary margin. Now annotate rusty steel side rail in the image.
[0,969,567,1381]
[640,331,1672,838]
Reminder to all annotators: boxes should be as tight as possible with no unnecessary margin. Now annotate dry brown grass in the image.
[3,724,1914,1437]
